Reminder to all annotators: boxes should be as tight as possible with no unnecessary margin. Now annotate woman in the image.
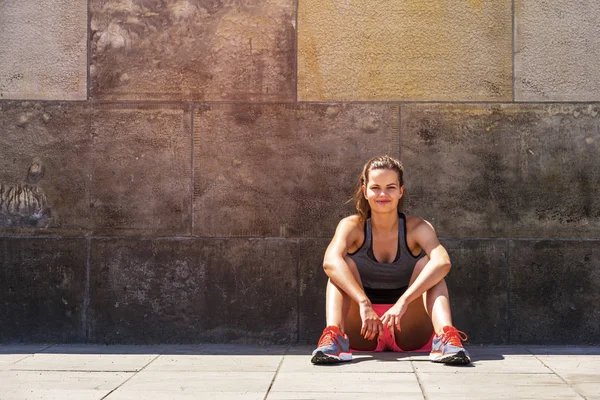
[311,155,470,365]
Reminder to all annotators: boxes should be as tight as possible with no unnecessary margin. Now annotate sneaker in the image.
[311,325,352,364]
[429,326,471,365]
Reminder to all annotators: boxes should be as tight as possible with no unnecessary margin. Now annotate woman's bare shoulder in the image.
[404,214,433,232]
[337,214,364,231]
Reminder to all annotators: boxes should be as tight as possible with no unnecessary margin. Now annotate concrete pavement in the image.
[1,344,599,399]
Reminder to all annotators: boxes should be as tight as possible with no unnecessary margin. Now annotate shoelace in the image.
[440,327,468,347]
[318,328,340,347]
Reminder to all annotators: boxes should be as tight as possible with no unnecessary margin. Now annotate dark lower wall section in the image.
[88,238,298,344]
[0,238,87,342]
[3,237,597,345]
[509,240,600,344]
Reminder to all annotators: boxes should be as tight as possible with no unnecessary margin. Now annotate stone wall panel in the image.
[298,0,512,101]
[515,1,600,101]
[0,238,87,342]
[89,238,298,344]
[401,104,600,239]
[509,240,600,344]
[0,0,87,100]
[0,102,92,234]
[194,104,399,237]
[442,239,509,344]
[89,104,192,236]
[91,0,295,101]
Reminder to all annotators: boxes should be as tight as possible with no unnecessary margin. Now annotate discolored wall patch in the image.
[193,103,399,237]
[0,0,87,100]
[298,0,512,101]
[401,103,600,238]
[515,1,600,101]
[0,102,92,235]
[89,104,192,236]
[90,0,296,101]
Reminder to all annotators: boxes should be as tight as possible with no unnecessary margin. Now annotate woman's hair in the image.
[351,155,404,222]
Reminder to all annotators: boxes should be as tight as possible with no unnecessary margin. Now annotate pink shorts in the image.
[351,304,434,353]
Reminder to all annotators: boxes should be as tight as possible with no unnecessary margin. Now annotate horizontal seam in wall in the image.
[0,234,599,242]
[3,100,600,106]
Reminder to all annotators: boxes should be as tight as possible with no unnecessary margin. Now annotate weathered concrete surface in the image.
[0,102,92,234]
[90,0,295,101]
[89,104,192,236]
[194,104,399,237]
[3,344,600,400]
[1,370,133,400]
[298,0,512,101]
[401,104,600,238]
[509,240,600,344]
[0,1,87,100]
[299,239,508,345]
[0,238,86,343]
[442,240,509,344]
[89,238,297,344]
[515,1,600,101]
[417,373,583,399]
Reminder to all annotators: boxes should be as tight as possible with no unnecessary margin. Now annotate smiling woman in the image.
[311,155,471,365]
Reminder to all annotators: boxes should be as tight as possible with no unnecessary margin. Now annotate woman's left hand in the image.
[380,298,408,332]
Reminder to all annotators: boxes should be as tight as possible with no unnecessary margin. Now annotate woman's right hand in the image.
[359,302,383,341]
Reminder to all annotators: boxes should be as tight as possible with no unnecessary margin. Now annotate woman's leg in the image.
[325,256,377,351]
[395,255,451,350]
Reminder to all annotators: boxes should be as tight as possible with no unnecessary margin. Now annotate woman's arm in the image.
[380,219,450,331]
[323,217,383,340]
[400,219,451,305]
[323,218,369,306]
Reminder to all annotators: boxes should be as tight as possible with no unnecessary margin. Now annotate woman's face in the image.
[362,168,404,214]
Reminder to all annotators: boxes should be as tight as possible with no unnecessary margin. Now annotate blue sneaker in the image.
[311,325,352,364]
[429,326,471,365]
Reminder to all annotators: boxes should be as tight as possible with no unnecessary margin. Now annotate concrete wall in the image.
[1,0,599,345]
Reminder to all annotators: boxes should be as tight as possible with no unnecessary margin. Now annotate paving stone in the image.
[0,370,132,392]
[117,371,273,392]
[0,345,50,354]
[194,104,399,237]
[90,0,295,101]
[89,238,297,344]
[107,392,265,400]
[268,394,419,400]
[41,344,165,355]
[509,240,600,344]
[417,373,582,399]
[411,349,551,374]
[298,0,512,101]
[0,1,87,100]
[270,372,422,394]
[279,353,414,373]
[515,1,600,101]
[534,355,600,399]
[441,240,509,344]
[0,355,31,371]
[89,104,192,236]
[11,353,156,372]
[3,389,120,400]
[146,355,282,372]
[159,344,288,356]
[528,346,600,355]
[0,238,86,342]
[401,103,600,239]
[0,102,92,234]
